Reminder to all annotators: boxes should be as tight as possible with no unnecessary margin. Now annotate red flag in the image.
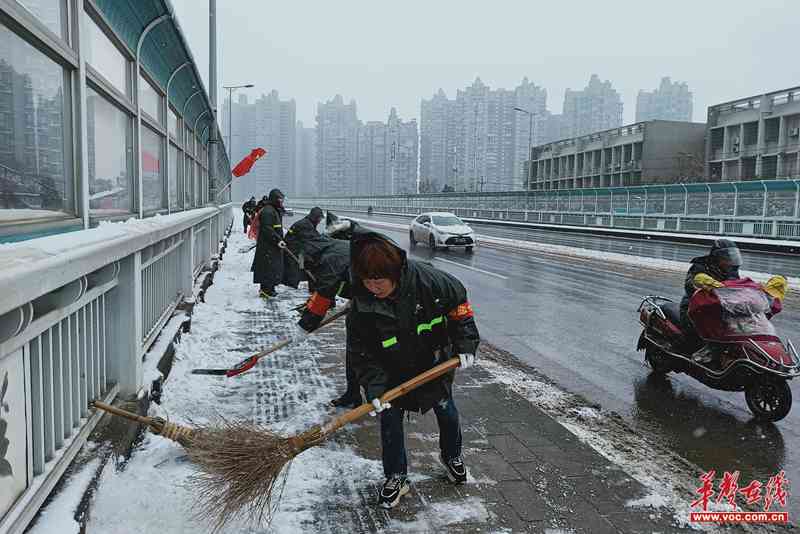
[232,147,267,177]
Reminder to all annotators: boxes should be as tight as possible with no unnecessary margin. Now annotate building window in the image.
[16,0,65,39]
[0,22,71,216]
[84,13,128,95]
[168,108,178,139]
[169,143,179,210]
[87,86,131,214]
[195,161,202,206]
[185,125,193,155]
[141,125,164,212]
[185,154,193,207]
[138,74,161,124]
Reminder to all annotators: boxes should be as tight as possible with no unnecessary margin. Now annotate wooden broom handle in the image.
[91,401,153,426]
[321,357,461,436]
[254,304,349,361]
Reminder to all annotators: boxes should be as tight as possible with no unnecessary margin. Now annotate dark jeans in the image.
[379,396,462,478]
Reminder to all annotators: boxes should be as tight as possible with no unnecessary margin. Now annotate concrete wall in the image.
[641,121,706,182]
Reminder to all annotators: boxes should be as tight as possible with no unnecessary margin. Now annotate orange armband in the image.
[448,301,474,320]
[307,292,332,316]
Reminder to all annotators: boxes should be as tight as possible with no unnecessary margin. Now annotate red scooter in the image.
[636,279,799,422]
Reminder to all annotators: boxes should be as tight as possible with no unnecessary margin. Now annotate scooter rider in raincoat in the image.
[348,228,480,509]
[680,239,743,362]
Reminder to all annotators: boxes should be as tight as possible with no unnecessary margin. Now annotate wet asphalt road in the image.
[333,210,800,278]
[333,213,800,520]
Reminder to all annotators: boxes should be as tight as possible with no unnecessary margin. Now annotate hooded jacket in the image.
[680,239,742,324]
[348,228,480,412]
[285,230,351,300]
[251,190,285,286]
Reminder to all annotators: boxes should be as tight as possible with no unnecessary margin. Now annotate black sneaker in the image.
[378,475,410,509]
[440,454,468,484]
[330,394,360,409]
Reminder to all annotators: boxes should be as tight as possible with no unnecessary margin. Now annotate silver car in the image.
[409,212,476,253]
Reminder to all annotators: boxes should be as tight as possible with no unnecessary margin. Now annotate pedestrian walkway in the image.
[29,232,696,533]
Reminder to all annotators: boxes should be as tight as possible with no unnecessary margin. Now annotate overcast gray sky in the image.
[172,0,800,127]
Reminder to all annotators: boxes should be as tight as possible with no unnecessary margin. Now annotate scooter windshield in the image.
[715,286,777,337]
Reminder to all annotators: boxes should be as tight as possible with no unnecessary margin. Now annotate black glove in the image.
[298,310,324,332]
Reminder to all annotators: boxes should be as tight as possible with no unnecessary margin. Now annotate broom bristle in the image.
[184,418,325,531]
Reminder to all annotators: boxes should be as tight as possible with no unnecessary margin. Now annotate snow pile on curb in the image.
[479,355,783,533]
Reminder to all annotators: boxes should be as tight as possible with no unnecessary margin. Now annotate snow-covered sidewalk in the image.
[27,231,764,533]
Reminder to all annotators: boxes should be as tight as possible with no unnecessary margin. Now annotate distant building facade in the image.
[706,85,800,182]
[561,74,623,139]
[315,95,360,196]
[224,90,296,201]
[419,77,547,192]
[530,120,706,190]
[295,120,317,196]
[636,77,693,122]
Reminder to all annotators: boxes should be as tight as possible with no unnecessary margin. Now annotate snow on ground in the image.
[347,217,800,290]
[387,496,491,532]
[26,457,100,534]
[85,232,386,533]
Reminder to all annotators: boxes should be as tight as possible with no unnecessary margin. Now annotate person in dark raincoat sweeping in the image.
[242,196,257,233]
[251,189,286,298]
[348,228,480,509]
[283,207,324,291]
[286,213,361,408]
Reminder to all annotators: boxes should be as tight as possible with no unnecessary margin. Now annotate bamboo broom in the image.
[91,357,462,531]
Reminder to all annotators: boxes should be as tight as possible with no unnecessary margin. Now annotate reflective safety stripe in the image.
[273,224,282,228]
[416,315,444,335]
[336,281,345,296]
[382,336,398,348]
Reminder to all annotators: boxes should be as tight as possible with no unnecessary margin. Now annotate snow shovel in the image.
[190,304,349,377]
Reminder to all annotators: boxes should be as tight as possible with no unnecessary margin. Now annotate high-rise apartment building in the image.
[315,95,360,196]
[355,109,418,196]
[420,78,546,192]
[636,77,693,122]
[295,120,317,196]
[224,90,296,201]
[420,89,458,192]
[561,74,623,139]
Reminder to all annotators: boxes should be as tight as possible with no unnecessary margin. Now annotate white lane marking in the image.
[432,257,508,280]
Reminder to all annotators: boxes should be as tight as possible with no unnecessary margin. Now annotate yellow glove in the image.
[693,273,723,291]
[762,275,788,301]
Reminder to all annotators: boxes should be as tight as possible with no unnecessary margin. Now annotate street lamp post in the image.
[514,106,535,215]
[223,83,254,198]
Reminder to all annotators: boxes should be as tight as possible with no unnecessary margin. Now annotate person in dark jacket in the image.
[348,228,480,509]
[251,189,286,298]
[283,207,325,291]
[242,196,257,233]
[287,214,361,408]
[680,239,742,358]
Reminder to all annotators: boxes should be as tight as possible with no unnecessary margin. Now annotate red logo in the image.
[689,470,789,524]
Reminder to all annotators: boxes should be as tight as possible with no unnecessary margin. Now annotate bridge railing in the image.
[0,204,233,534]
[291,180,800,239]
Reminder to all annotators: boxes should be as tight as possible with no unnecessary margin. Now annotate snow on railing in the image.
[0,204,233,534]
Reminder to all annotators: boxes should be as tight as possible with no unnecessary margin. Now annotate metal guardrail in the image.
[0,204,233,534]
[292,180,800,239]
[292,200,800,240]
